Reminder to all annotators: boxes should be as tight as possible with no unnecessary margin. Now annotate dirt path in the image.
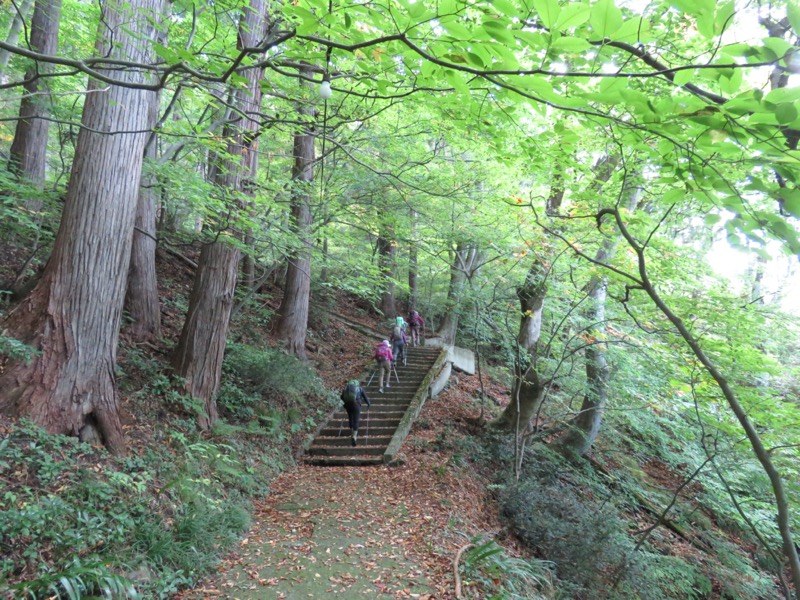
[178,374,509,600]
[184,466,448,599]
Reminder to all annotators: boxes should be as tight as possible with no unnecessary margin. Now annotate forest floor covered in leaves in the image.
[177,365,512,600]
[2,248,788,599]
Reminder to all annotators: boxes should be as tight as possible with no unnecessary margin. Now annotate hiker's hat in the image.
[382,340,390,345]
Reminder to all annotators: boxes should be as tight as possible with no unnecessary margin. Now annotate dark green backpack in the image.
[342,380,360,403]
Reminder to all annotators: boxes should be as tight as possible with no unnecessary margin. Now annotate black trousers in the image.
[344,401,361,431]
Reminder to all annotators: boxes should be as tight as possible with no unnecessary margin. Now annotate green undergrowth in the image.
[0,420,260,598]
[1,342,333,599]
[455,406,781,600]
[457,535,555,600]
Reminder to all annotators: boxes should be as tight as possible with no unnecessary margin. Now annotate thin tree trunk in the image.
[377,232,397,317]
[599,203,800,595]
[557,162,639,457]
[556,268,611,456]
[493,260,549,431]
[436,242,480,345]
[277,65,315,358]
[408,209,418,312]
[242,239,256,291]
[0,0,159,453]
[125,134,162,342]
[0,0,34,83]
[319,233,330,284]
[8,0,62,188]
[171,0,268,428]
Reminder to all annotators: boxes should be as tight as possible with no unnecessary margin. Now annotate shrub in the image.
[0,420,280,598]
[458,535,554,600]
[218,343,327,422]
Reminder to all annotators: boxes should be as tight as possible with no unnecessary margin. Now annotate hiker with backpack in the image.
[374,339,394,393]
[408,309,425,347]
[340,380,370,446]
[390,322,407,367]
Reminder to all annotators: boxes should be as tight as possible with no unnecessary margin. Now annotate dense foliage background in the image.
[1,0,799,596]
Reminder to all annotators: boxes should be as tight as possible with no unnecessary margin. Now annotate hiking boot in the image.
[379,388,384,393]
[386,383,391,388]
[351,431,358,446]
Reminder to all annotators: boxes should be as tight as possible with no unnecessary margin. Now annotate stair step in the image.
[305,456,384,466]
[314,435,393,446]
[319,426,397,436]
[306,347,445,467]
[321,418,401,430]
[307,445,384,457]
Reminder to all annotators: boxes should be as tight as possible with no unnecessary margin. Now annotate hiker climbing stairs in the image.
[305,346,446,466]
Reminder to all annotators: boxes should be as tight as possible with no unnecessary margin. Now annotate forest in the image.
[1,0,799,597]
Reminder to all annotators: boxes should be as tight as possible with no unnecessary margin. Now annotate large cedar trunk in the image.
[0,0,158,453]
[377,233,397,317]
[171,0,267,427]
[277,69,315,358]
[172,242,239,430]
[8,0,62,187]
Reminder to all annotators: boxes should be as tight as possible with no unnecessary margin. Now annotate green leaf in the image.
[534,0,561,29]
[714,0,735,35]
[553,2,591,30]
[704,213,722,226]
[445,69,469,94]
[482,19,515,44]
[550,36,591,52]
[468,43,492,67]
[492,0,520,18]
[780,188,800,218]
[673,68,693,86]
[788,0,800,37]
[440,17,473,40]
[466,52,486,68]
[671,0,714,19]
[487,41,520,69]
[515,30,548,50]
[763,36,794,59]
[663,188,685,204]
[590,0,623,39]
[765,86,800,104]
[719,67,742,95]
[775,102,798,125]
[696,9,715,38]
[610,17,651,43]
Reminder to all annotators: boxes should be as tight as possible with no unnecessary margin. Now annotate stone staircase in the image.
[304,345,446,466]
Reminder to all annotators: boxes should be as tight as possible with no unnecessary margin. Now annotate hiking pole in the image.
[392,362,400,383]
[367,369,376,387]
[337,410,345,437]
[365,405,370,444]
